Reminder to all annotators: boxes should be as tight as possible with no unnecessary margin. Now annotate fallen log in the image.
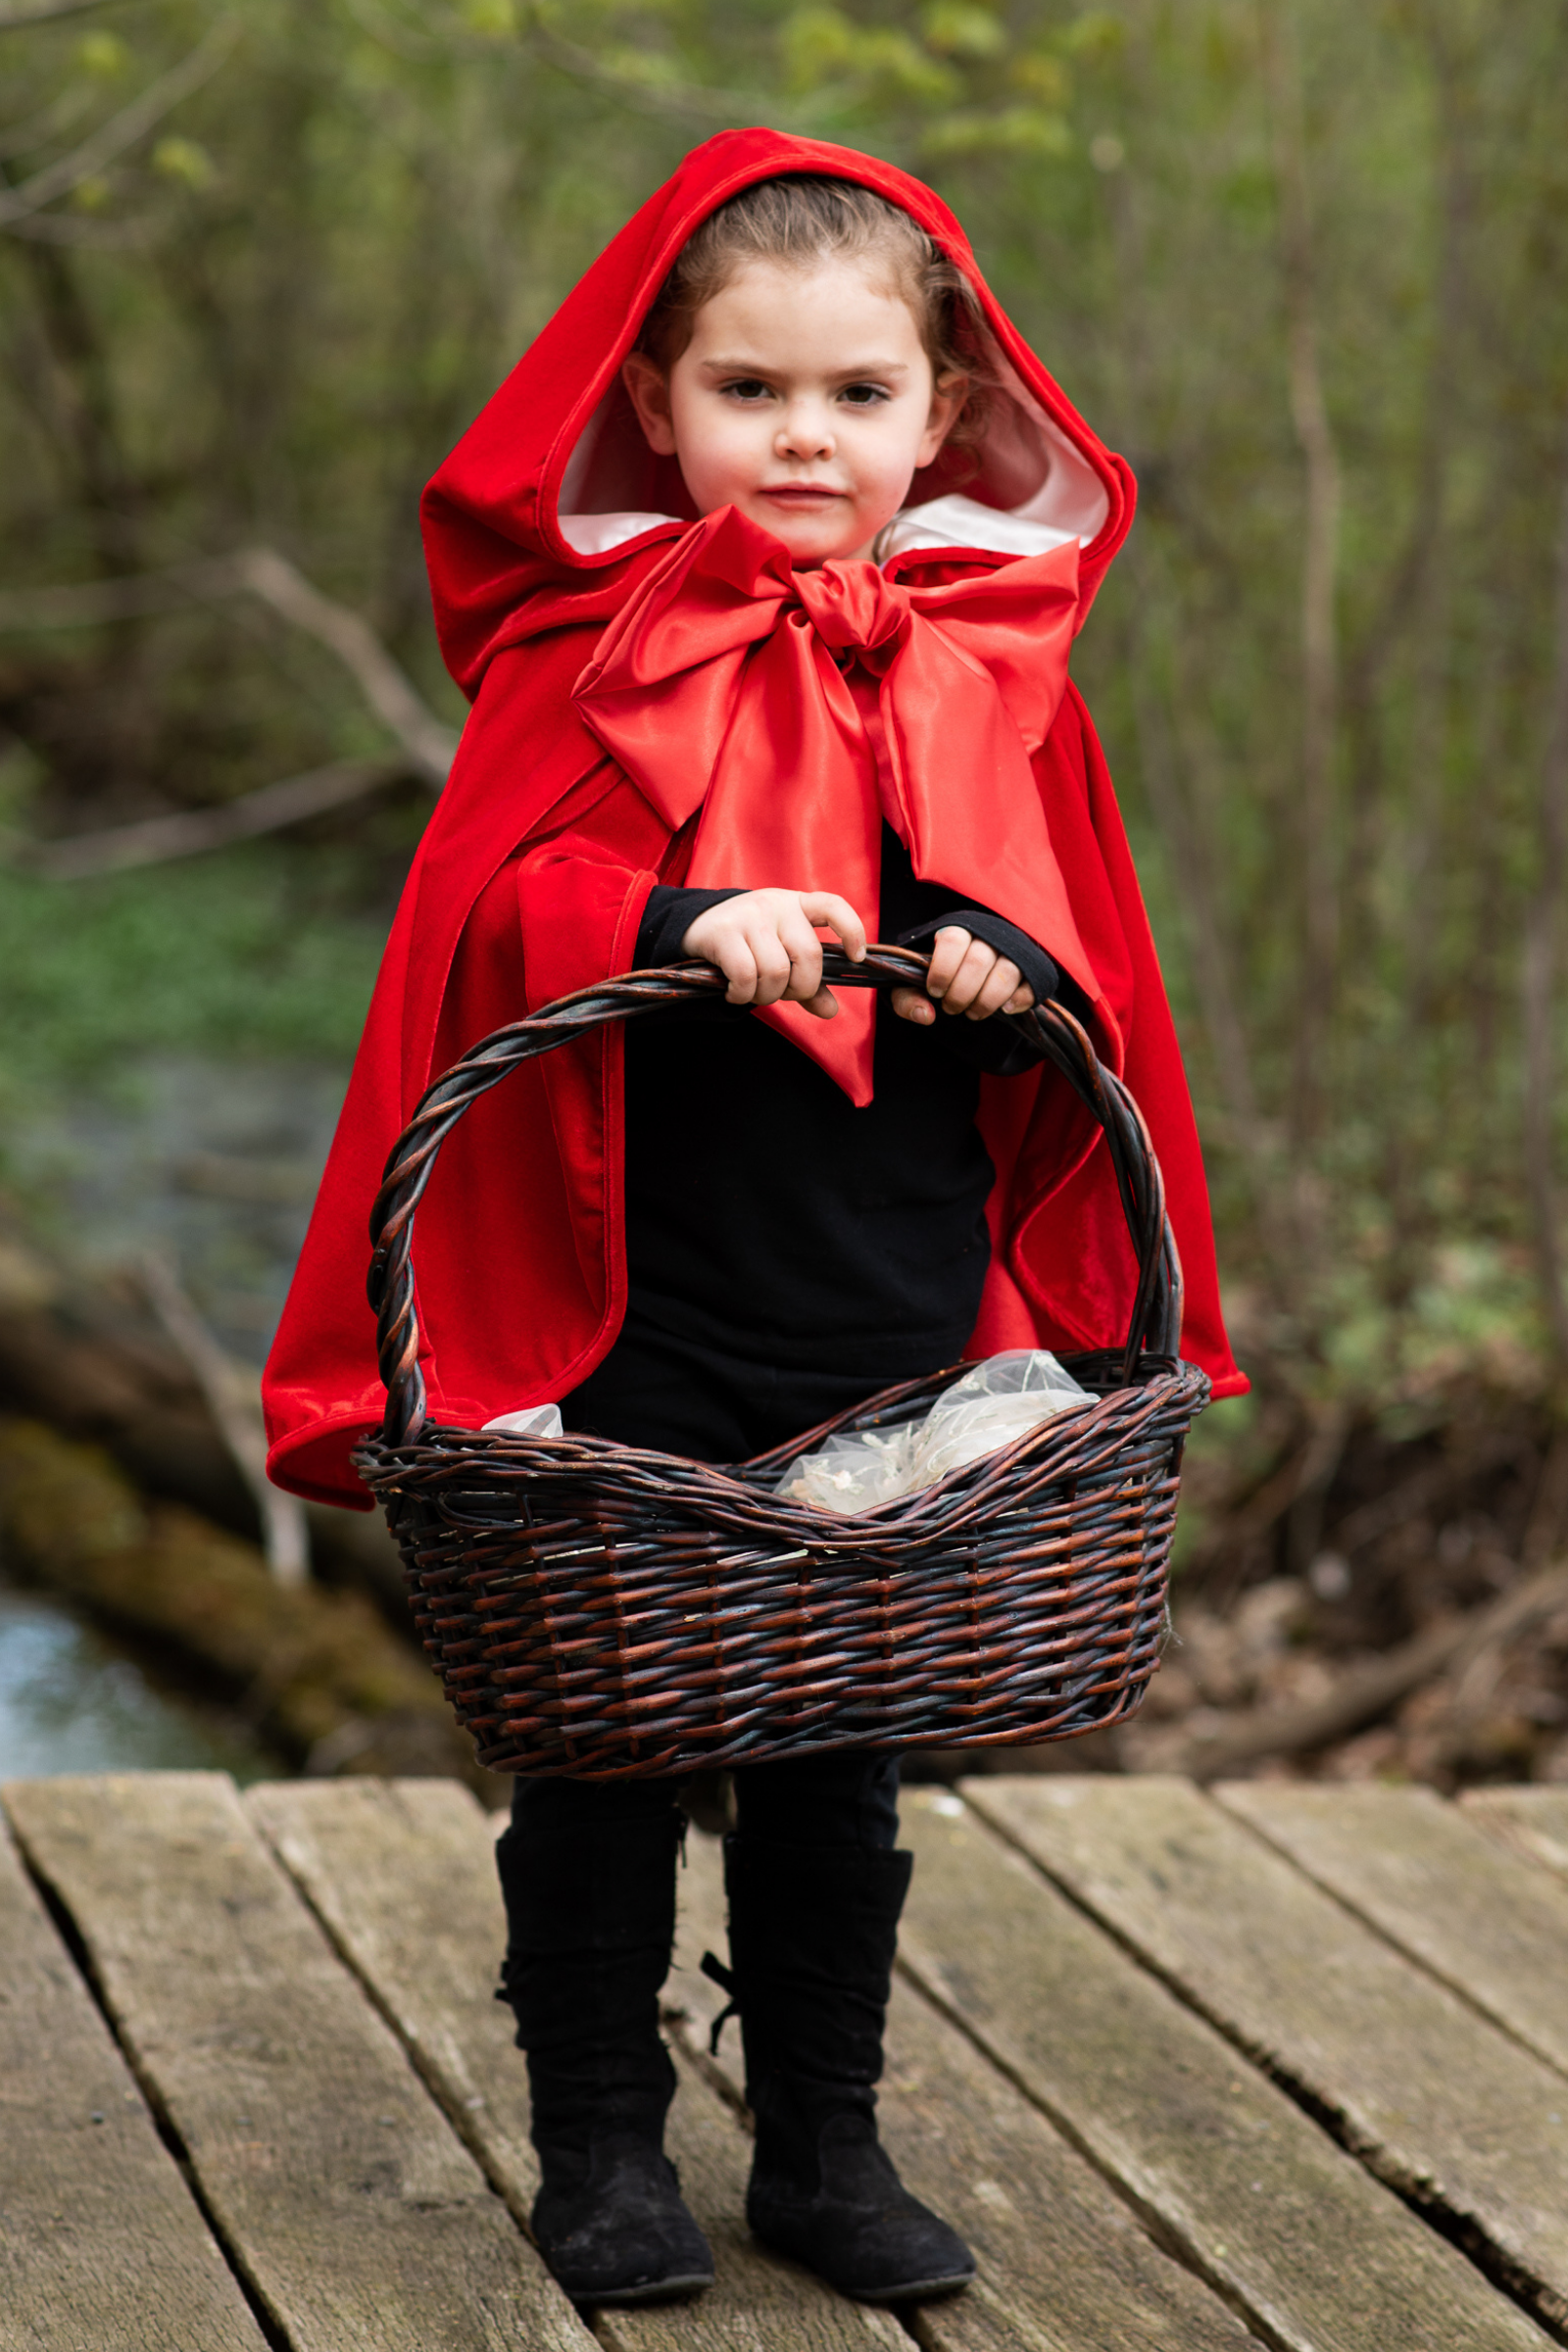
[0,1415,496,1792]
[1173,1560,1568,1781]
[0,1240,407,1614]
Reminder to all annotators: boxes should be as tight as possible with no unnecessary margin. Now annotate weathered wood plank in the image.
[1461,1787,1568,1886]
[1216,1780,1568,2082]
[899,1784,1550,2351]
[0,1813,268,2352]
[669,1808,1253,2352]
[247,1781,538,2212]
[246,1775,905,2352]
[966,1775,1568,2334]
[2,1772,589,2352]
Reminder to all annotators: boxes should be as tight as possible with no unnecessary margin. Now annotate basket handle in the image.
[366,946,1183,1447]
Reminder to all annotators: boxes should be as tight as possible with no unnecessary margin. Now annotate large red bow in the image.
[573,506,1092,1103]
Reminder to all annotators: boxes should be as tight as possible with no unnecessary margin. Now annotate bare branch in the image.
[0,0,122,25]
[139,1248,310,1588]
[0,557,235,626]
[6,756,408,878]
[230,548,457,788]
[533,24,793,127]
[0,18,238,227]
[339,0,447,65]
[5,205,161,246]
[345,0,787,122]
[0,546,459,787]
[0,87,95,165]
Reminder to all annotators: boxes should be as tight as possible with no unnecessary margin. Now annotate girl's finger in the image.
[891,985,936,1025]
[799,892,867,961]
[924,926,971,999]
[775,910,826,1003]
[966,957,1024,1021]
[748,930,794,1004]
[719,940,760,1004]
[941,938,997,1014]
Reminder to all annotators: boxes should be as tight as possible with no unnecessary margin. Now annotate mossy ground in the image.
[0,1416,475,1784]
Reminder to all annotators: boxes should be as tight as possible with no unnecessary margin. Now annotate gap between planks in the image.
[9,1765,1557,2352]
[0,1807,270,2352]
[667,1800,1254,2352]
[906,1784,1553,2352]
[1462,1787,1568,1888]
[959,1775,1568,2344]
[246,1776,908,2352]
[3,1771,591,2352]
[1211,1779,1568,2084]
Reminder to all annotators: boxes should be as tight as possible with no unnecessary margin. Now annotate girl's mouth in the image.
[761,485,844,505]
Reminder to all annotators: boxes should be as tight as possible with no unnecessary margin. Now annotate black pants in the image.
[510,1309,917,1845]
[508,1746,899,1846]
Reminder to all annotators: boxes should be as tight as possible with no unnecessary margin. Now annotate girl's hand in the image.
[892,926,1033,1026]
[682,890,866,1020]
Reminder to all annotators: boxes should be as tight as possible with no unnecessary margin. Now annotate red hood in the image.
[421,127,1135,698]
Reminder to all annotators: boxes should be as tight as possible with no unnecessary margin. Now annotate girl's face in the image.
[621,255,964,567]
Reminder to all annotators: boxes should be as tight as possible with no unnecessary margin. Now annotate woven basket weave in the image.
[354,947,1209,1778]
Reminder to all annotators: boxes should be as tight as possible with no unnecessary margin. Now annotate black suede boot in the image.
[717,1835,975,2304]
[496,1804,713,2305]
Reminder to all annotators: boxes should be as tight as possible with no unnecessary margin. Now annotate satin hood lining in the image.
[554,319,1109,560]
[559,493,1087,564]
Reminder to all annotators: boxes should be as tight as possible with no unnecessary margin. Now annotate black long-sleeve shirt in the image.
[620,826,1072,1380]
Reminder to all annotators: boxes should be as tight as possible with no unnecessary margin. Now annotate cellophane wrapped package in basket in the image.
[481,1402,564,1439]
[784,1350,1092,1515]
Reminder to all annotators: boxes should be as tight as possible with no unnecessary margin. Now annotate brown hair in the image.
[638,174,991,451]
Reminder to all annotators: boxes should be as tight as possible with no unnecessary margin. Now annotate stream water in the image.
[13,1052,347,1367]
[0,1586,280,1782]
[5,1052,347,1778]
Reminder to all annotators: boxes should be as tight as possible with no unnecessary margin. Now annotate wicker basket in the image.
[354,947,1209,1778]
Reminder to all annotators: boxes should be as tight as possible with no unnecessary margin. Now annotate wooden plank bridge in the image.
[4,1770,1568,2351]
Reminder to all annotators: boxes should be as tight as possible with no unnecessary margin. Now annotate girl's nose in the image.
[776,401,834,462]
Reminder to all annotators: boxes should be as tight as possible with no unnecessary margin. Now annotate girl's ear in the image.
[917,372,969,469]
[621,351,679,457]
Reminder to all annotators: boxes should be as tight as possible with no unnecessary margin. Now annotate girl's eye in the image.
[719,378,773,402]
[839,383,890,408]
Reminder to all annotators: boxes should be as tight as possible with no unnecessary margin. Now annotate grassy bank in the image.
[0,843,391,1105]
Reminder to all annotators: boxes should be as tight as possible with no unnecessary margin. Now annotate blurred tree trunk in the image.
[1522,407,1568,1365]
[1260,1,1341,1146]
[1,177,139,573]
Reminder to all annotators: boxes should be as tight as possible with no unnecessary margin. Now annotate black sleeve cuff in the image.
[635,885,745,969]
[896,906,1061,1009]
[894,906,1100,1074]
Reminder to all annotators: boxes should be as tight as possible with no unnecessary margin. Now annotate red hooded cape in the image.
[263,126,1246,1509]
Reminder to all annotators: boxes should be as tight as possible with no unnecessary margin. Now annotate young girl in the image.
[265,130,1244,2311]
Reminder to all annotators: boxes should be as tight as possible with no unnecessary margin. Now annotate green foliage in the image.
[151,134,217,189]
[921,5,1006,65]
[0,850,385,1091]
[922,104,1072,158]
[74,30,131,76]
